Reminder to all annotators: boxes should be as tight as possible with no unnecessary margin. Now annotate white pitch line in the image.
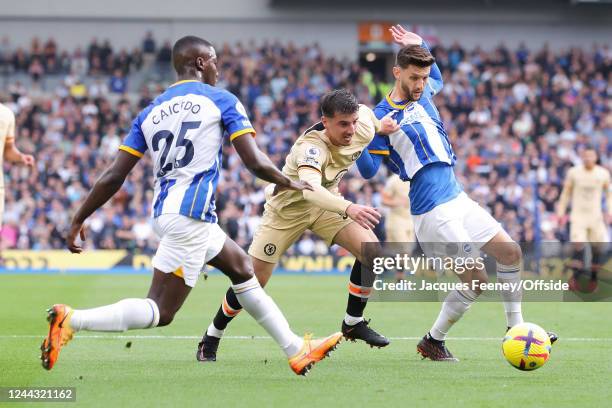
[1,335,611,342]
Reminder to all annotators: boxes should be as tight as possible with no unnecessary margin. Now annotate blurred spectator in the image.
[109,69,127,94]
[0,37,609,256]
[142,31,156,70]
[156,40,172,80]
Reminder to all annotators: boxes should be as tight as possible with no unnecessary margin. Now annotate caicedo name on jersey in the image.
[152,100,202,125]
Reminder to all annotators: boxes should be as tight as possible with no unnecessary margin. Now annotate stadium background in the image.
[0,0,610,274]
[0,2,611,408]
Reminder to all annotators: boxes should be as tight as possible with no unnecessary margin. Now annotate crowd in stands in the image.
[0,33,610,256]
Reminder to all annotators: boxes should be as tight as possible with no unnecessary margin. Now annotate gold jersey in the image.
[384,175,411,221]
[561,165,611,222]
[383,174,414,242]
[265,104,380,217]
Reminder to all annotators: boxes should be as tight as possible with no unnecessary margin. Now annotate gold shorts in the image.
[570,219,609,243]
[248,206,353,263]
[385,226,415,242]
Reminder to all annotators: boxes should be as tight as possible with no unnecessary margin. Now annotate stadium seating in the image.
[0,37,609,254]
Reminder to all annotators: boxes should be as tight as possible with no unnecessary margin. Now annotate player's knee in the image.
[497,242,522,266]
[471,277,488,295]
[255,271,271,287]
[360,242,382,271]
[157,309,176,327]
[459,287,480,301]
[235,253,255,282]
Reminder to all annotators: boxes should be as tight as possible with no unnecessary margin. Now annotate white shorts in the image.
[151,214,227,287]
[413,192,501,259]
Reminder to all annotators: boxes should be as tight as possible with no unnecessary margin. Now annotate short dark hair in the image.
[172,35,213,74]
[320,89,359,117]
[395,45,435,69]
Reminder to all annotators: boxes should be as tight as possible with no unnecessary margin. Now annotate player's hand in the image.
[345,204,381,230]
[66,222,87,254]
[20,154,34,167]
[274,179,314,194]
[378,111,399,135]
[389,24,423,47]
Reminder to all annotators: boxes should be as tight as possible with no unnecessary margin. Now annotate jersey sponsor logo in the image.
[399,105,430,127]
[264,243,277,256]
[235,101,248,117]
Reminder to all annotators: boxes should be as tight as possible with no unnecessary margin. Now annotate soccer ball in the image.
[502,322,551,371]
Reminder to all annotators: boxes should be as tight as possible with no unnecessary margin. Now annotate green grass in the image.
[0,274,610,408]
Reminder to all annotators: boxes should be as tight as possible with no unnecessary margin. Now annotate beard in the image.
[400,83,422,102]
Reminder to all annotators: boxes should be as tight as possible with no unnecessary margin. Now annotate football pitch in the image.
[1,274,610,408]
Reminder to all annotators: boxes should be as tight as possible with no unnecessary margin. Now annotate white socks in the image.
[70,298,159,332]
[232,277,303,357]
[428,262,524,340]
[497,263,524,328]
[344,314,364,326]
[206,323,224,338]
[67,277,302,358]
[430,289,478,341]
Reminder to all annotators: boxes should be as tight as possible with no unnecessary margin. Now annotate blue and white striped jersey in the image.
[360,42,462,215]
[367,49,453,179]
[119,80,255,223]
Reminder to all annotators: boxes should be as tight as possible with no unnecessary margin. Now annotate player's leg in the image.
[568,221,588,291]
[198,252,275,361]
[590,243,604,291]
[199,235,341,374]
[586,221,609,292]
[147,269,192,326]
[198,219,303,361]
[473,201,558,343]
[209,257,276,332]
[41,215,206,370]
[387,227,414,282]
[480,229,524,329]
[418,233,479,361]
[415,195,478,361]
[328,220,389,347]
[65,267,186,332]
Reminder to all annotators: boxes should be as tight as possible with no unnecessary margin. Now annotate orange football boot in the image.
[288,332,342,375]
[41,304,75,370]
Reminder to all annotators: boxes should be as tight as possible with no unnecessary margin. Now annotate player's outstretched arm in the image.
[361,105,399,136]
[356,149,383,179]
[298,168,380,230]
[357,107,396,179]
[67,151,140,253]
[232,133,312,192]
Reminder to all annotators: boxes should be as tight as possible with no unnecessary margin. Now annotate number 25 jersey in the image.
[119,80,255,223]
